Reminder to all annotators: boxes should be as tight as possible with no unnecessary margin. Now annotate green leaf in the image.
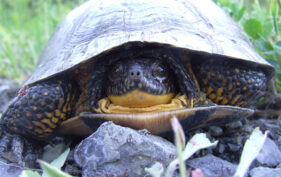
[234,127,268,177]
[42,148,70,177]
[20,170,41,177]
[262,19,274,38]
[50,148,70,168]
[234,6,246,21]
[270,0,279,18]
[243,18,263,39]
[39,160,73,177]
[274,41,281,55]
[145,162,164,177]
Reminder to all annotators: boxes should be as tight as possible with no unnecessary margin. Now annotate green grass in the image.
[0,0,86,83]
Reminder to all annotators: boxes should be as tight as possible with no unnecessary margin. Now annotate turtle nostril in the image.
[131,72,134,76]
[137,72,140,76]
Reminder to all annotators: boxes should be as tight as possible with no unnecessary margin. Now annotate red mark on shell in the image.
[19,87,27,97]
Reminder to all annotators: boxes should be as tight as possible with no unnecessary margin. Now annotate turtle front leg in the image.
[0,78,76,166]
[1,78,76,140]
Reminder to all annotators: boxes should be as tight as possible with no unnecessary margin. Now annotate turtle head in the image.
[106,58,177,108]
[88,49,196,112]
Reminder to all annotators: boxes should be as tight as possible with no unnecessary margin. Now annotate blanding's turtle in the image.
[1,0,275,141]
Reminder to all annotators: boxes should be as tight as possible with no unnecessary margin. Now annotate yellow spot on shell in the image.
[59,80,62,84]
[35,128,43,134]
[216,88,223,97]
[32,121,47,130]
[26,112,31,117]
[247,80,252,84]
[236,82,241,86]
[209,93,216,100]
[236,101,245,106]
[44,128,53,133]
[228,84,233,91]
[60,113,66,120]
[36,114,42,119]
[44,92,48,96]
[210,72,215,77]
[243,86,247,91]
[33,106,37,111]
[207,87,214,95]
[221,98,229,105]
[58,98,64,108]
[17,113,21,118]
[55,110,61,117]
[13,115,17,119]
[40,101,46,106]
[62,106,67,113]
[52,117,59,123]
[215,96,223,103]
[56,86,60,90]
[217,74,222,79]
[41,119,56,128]
[45,112,53,118]
[235,68,239,73]
[230,95,241,105]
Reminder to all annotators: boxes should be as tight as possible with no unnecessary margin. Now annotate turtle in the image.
[0,0,274,150]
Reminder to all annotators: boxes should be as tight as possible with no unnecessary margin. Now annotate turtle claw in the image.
[0,130,41,168]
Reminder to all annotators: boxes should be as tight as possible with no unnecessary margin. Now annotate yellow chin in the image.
[94,94,192,114]
[108,89,175,108]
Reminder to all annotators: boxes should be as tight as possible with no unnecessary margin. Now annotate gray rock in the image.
[186,154,237,177]
[74,122,176,177]
[0,161,26,177]
[226,121,243,129]
[227,143,240,152]
[256,137,281,167]
[208,126,223,137]
[250,167,281,177]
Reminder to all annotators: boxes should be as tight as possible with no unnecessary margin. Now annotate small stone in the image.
[250,167,281,177]
[0,161,26,177]
[74,122,176,177]
[243,124,254,132]
[256,137,281,167]
[217,143,226,154]
[186,154,237,177]
[227,143,240,152]
[226,121,242,129]
[208,126,223,137]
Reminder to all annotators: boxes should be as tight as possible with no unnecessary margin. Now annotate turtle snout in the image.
[128,66,143,80]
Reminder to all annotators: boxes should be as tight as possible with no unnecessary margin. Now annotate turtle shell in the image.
[26,0,274,86]
[15,0,274,136]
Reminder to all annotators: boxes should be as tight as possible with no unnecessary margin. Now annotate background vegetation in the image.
[0,0,86,83]
[0,0,280,93]
[214,0,281,92]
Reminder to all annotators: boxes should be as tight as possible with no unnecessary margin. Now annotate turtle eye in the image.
[152,62,167,78]
[110,62,123,80]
